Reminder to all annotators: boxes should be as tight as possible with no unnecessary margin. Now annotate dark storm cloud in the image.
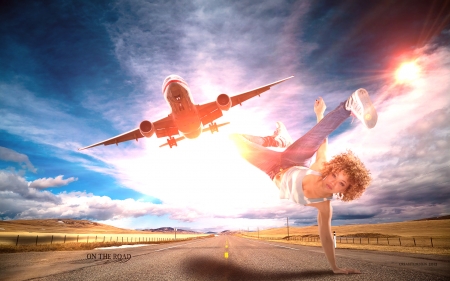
[368,107,450,207]
[300,0,450,89]
[332,206,378,220]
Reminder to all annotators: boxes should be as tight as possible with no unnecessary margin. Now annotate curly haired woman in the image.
[230,89,377,274]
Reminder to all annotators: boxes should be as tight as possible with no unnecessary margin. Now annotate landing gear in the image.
[209,122,218,133]
[167,136,177,148]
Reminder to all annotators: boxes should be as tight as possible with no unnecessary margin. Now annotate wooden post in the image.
[51,235,53,245]
[36,235,38,246]
[413,238,416,246]
[64,235,66,243]
[287,217,289,240]
[16,235,19,246]
[431,237,433,247]
[399,237,401,246]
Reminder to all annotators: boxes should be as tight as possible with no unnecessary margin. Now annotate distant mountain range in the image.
[139,227,201,234]
[413,215,450,221]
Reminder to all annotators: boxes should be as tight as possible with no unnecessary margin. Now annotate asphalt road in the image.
[0,235,448,281]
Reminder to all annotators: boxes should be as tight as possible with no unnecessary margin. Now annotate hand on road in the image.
[314,97,326,117]
[333,267,361,274]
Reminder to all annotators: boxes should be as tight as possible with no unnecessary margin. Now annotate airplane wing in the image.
[197,76,294,125]
[78,115,178,151]
[230,76,294,108]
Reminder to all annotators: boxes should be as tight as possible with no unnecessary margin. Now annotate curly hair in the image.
[321,150,371,202]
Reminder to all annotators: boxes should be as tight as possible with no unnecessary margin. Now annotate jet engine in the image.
[139,120,155,138]
[216,94,232,111]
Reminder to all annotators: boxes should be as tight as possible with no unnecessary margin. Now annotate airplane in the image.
[78,75,294,150]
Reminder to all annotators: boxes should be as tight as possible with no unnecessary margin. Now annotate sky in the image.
[1,0,449,233]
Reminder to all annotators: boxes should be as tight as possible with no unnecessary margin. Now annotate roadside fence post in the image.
[16,235,19,246]
[64,235,66,243]
[399,237,401,246]
[36,235,38,246]
[413,238,416,246]
[51,235,53,245]
[431,237,433,247]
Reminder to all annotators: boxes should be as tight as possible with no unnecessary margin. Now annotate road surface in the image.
[0,235,448,280]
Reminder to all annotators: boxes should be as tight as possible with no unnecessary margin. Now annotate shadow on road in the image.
[182,256,333,280]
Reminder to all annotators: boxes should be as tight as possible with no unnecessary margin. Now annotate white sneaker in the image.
[273,121,293,148]
[345,88,378,129]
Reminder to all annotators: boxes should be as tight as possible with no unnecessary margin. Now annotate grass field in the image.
[0,219,159,234]
[241,219,450,255]
[0,219,210,252]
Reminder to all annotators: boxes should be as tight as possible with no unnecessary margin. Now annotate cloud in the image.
[0,171,60,204]
[0,146,37,173]
[29,175,78,189]
[0,171,205,222]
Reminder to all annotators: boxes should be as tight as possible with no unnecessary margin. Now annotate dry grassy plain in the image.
[242,219,450,255]
[0,219,161,234]
[0,219,210,252]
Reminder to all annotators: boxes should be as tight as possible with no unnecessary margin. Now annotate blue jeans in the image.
[230,102,350,179]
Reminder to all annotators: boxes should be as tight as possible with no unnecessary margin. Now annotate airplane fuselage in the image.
[162,75,202,139]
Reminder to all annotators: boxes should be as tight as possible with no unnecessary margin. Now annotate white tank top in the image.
[276,166,333,206]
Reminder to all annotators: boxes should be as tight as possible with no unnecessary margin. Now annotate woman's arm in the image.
[314,202,361,274]
[310,97,328,171]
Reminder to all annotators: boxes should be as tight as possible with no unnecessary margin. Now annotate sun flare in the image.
[396,61,420,83]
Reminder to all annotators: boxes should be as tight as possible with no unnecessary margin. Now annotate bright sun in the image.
[395,61,420,83]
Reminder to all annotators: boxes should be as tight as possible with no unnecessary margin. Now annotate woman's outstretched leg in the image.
[238,122,293,147]
[229,134,281,174]
[280,88,377,168]
[229,122,294,175]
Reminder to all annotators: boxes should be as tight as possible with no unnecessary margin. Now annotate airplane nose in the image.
[167,83,187,100]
